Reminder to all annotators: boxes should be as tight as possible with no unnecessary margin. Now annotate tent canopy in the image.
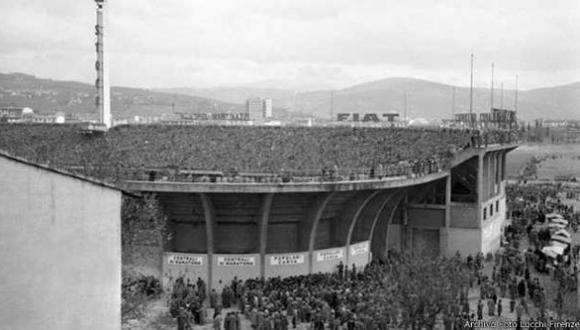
[546,213,563,220]
[550,218,569,226]
[551,236,572,245]
[554,229,571,238]
[542,245,565,258]
[548,223,567,230]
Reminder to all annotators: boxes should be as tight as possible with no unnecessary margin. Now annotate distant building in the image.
[246,97,264,121]
[0,107,33,123]
[263,97,273,118]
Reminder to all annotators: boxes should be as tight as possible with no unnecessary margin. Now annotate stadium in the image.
[0,123,518,293]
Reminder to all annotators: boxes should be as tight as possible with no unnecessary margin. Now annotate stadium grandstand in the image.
[0,123,518,291]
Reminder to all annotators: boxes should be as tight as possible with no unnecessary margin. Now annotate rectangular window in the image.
[490,204,494,216]
[483,208,487,220]
[496,201,499,213]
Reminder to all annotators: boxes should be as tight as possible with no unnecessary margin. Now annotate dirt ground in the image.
[506,143,580,179]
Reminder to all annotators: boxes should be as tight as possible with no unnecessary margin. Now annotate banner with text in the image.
[270,254,305,266]
[167,254,204,266]
[350,242,370,256]
[316,249,344,262]
[217,256,256,266]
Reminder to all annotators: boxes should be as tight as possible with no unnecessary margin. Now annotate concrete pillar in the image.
[299,192,336,274]
[258,193,273,279]
[368,192,398,245]
[441,174,452,256]
[445,175,451,227]
[344,191,381,265]
[383,193,407,258]
[198,193,215,292]
[477,153,484,227]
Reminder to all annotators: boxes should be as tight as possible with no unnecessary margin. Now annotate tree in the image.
[121,194,169,248]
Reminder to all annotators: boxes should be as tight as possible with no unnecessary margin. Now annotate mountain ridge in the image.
[1,72,579,121]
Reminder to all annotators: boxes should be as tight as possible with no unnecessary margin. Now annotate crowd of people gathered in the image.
[159,182,580,330]
[0,123,519,184]
[168,251,474,330]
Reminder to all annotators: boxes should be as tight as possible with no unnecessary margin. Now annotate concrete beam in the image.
[368,190,402,252]
[477,154,484,227]
[384,194,407,256]
[258,193,274,279]
[345,190,384,247]
[371,191,407,260]
[445,175,451,228]
[122,171,448,194]
[299,192,336,274]
[343,190,382,265]
[198,193,215,292]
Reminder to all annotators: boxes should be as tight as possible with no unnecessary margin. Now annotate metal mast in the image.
[469,54,474,128]
[490,63,494,111]
[451,86,456,117]
[514,75,519,112]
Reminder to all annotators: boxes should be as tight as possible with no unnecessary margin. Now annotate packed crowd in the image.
[166,249,573,330]
[505,183,580,317]
[168,251,474,330]
[0,123,518,183]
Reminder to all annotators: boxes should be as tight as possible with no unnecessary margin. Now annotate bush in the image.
[122,271,162,317]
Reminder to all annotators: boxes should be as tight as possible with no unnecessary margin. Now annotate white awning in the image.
[551,236,572,245]
[542,245,565,258]
[548,223,567,230]
[550,218,569,226]
[554,229,571,238]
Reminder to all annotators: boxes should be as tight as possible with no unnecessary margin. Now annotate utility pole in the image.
[490,63,495,112]
[469,54,474,128]
[451,86,456,117]
[330,90,335,121]
[500,82,504,110]
[515,75,519,112]
[404,91,408,125]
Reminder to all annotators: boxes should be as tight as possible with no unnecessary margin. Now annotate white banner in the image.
[350,242,370,256]
[167,254,203,266]
[270,254,305,266]
[217,256,256,266]
[316,249,344,262]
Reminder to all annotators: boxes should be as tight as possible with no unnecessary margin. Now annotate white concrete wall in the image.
[446,228,483,257]
[0,157,121,330]
[481,195,506,254]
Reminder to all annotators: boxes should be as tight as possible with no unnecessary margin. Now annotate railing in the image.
[57,159,448,185]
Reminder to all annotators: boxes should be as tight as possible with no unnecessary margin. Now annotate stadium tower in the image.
[94,0,111,128]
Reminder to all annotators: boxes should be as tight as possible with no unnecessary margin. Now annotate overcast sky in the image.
[0,0,578,90]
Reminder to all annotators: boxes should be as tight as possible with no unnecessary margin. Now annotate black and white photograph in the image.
[0,0,579,329]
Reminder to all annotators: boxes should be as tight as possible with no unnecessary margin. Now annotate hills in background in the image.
[162,78,580,121]
[0,73,243,117]
[1,72,579,121]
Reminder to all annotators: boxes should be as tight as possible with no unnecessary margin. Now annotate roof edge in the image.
[0,149,134,196]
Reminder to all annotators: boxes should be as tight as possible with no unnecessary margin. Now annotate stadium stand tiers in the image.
[0,123,518,291]
[0,124,478,179]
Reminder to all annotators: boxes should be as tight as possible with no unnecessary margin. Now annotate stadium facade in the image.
[123,144,515,291]
[0,123,517,292]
